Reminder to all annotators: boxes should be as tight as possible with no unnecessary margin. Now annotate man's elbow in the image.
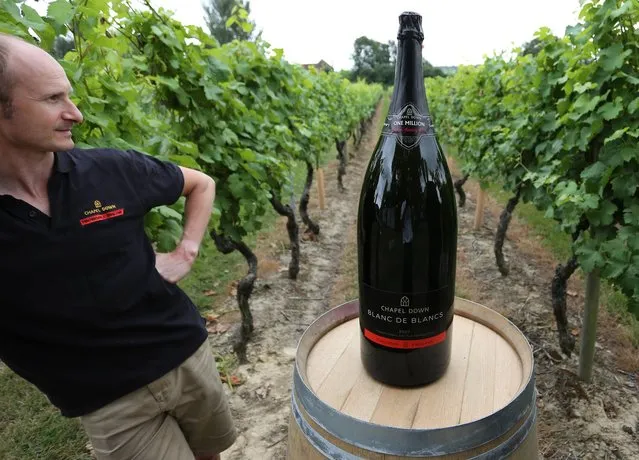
[204,174,215,195]
[203,174,215,202]
[180,167,215,197]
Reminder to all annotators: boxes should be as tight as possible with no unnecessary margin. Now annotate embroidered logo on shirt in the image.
[80,200,125,226]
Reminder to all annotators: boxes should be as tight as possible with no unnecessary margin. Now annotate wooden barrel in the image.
[287,298,538,459]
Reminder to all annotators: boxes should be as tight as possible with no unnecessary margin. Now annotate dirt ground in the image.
[208,103,639,460]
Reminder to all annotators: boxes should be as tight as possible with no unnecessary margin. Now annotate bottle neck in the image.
[389,37,429,115]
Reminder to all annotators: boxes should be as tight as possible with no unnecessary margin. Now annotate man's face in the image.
[0,45,83,154]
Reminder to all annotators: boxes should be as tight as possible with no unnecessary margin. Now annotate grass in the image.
[445,145,639,349]
[0,142,342,459]
[600,284,639,348]
[0,371,91,460]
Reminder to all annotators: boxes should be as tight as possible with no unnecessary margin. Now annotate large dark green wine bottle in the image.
[357,11,458,386]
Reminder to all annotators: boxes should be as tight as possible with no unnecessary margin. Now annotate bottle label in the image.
[360,283,451,349]
[382,103,435,149]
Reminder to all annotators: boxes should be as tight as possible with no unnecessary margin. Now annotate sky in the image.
[24,0,584,70]
[148,0,583,70]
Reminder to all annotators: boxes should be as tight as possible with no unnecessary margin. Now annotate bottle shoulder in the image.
[366,135,451,173]
[360,141,456,210]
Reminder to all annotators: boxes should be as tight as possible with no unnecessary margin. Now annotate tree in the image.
[388,40,397,64]
[203,0,255,44]
[520,37,543,56]
[350,36,395,86]
[423,59,445,78]
[350,36,445,85]
[50,34,75,59]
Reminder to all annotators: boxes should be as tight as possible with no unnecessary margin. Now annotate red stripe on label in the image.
[80,209,125,226]
[364,329,447,349]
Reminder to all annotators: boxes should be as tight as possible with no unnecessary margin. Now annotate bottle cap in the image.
[398,11,424,42]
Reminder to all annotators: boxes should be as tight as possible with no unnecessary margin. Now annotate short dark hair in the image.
[0,33,18,118]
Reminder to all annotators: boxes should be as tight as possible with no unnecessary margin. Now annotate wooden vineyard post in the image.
[579,270,601,383]
[317,168,326,210]
[474,187,486,230]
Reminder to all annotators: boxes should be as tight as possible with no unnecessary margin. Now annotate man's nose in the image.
[63,100,83,124]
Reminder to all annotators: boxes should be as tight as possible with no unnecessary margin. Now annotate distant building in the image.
[301,60,334,73]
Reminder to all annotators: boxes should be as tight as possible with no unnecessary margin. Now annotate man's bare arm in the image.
[155,167,215,283]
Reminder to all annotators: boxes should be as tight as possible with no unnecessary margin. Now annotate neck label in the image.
[382,103,435,149]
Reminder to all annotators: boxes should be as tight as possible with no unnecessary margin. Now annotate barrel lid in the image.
[292,298,536,456]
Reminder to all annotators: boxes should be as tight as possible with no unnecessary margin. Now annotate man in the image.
[0,34,237,460]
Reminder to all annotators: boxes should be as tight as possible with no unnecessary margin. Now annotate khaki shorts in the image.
[80,340,237,460]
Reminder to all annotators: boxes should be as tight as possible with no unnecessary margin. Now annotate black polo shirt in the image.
[0,148,207,417]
